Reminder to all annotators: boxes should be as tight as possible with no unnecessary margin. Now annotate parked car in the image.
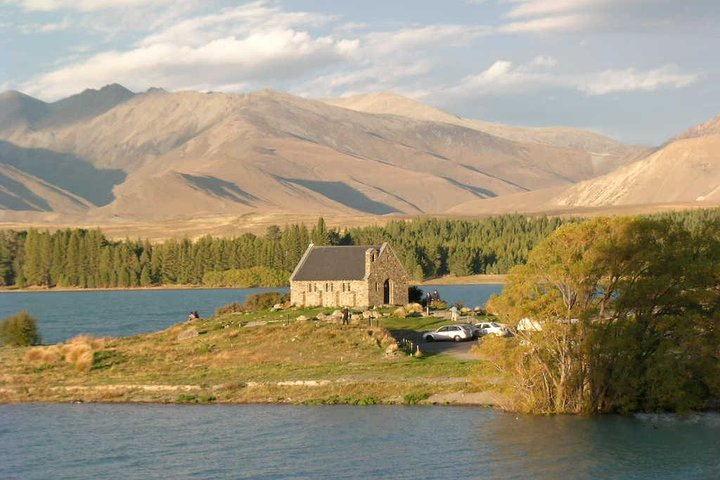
[423,325,472,342]
[457,323,481,339]
[475,321,510,337]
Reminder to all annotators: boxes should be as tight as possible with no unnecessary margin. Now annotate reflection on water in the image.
[1,404,718,480]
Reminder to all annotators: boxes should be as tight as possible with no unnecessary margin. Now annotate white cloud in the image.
[24,29,358,99]
[8,0,173,11]
[499,0,720,33]
[20,1,360,99]
[531,55,558,67]
[443,59,698,99]
[579,65,698,95]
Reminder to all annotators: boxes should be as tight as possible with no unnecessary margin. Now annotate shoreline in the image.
[0,275,506,293]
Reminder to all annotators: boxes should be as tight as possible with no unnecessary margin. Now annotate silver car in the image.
[423,325,472,342]
[475,321,510,337]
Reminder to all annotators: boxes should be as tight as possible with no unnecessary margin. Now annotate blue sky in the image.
[1,0,719,145]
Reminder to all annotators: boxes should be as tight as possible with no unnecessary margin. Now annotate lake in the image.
[0,284,502,344]
[1,404,718,480]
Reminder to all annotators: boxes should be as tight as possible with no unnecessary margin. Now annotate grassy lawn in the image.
[0,306,494,405]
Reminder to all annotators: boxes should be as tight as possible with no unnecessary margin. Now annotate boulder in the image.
[296,315,309,322]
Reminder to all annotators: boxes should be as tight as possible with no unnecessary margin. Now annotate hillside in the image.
[325,92,650,175]
[448,114,720,214]
[0,86,644,223]
[553,115,720,208]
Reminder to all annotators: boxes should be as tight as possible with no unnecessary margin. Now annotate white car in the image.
[423,325,472,342]
[457,323,481,339]
[475,321,510,337]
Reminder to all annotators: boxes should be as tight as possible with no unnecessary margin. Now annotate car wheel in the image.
[425,335,434,342]
[453,335,461,342]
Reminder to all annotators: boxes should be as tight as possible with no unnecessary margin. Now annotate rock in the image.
[177,328,199,341]
[271,303,283,311]
[362,310,372,319]
[296,315,309,322]
[460,307,471,314]
[331,310,343,319]
[393,307,407,318]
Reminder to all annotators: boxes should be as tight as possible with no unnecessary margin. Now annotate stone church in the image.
[289,243,409,308]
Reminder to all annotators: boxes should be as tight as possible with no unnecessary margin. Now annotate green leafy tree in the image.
[0,311,41,346]
[485,216,720,414]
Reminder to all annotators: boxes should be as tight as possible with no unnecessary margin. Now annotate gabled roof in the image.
[290,244,384,281]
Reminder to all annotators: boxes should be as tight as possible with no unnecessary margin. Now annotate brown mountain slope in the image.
[449,114,720,214]
[324,92,650,175]
[1,87,641,221]
[554,134,720,207]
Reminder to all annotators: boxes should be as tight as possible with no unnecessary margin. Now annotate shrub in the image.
[0,311,41,346]
[215,302,245,316]
[408,285,424,303]
[242,292,289,312]
[429,300,447,310]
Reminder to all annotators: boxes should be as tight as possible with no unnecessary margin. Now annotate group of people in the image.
[424,289,441,305]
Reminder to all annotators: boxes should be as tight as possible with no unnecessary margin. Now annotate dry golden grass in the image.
[24,335,105,373]
[1,309,484,405]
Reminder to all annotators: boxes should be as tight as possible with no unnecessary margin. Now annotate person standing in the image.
[450,305,458,322]
[342,307,350,325]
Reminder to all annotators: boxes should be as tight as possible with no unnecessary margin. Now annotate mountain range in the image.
[0,84,717,232]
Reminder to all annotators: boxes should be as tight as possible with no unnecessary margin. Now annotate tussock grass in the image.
[24,335,107,372]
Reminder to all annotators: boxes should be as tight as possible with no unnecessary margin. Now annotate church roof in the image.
[290,244,384,281]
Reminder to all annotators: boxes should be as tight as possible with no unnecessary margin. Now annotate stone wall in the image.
[290,244,409,308]
[291,280,367,307]
[365,245,409,306]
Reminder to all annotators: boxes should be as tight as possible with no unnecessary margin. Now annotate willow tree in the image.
[484,216,720,414]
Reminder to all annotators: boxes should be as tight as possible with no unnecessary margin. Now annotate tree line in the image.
[0,214,568,288]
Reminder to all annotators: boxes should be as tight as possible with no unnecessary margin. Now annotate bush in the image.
[216,292,290,316]
[408,285,424,303]
[429,300,447,310]
[243,292,289,311]
[0,311,41,346]
[215,302,245,316]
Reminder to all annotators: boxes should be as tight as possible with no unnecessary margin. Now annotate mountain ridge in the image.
[1,85,715,225]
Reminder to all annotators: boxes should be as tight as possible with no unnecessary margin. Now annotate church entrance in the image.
[383,279,390,304]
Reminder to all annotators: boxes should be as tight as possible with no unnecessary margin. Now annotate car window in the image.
[439,326,449,332]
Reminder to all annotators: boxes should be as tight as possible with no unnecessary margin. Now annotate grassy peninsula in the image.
[0,305,499,406]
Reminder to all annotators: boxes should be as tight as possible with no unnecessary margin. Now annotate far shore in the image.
[0,275,505,293]
[418,274,506,285]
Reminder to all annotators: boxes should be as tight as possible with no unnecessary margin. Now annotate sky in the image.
[1,0,719,145]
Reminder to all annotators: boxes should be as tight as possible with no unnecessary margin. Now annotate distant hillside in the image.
[0,85,654,223]
[554,115,720,207]
[325,92,650,175]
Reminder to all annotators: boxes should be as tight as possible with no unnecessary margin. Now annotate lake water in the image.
[1,404,718,480]
[0,284,502,344]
